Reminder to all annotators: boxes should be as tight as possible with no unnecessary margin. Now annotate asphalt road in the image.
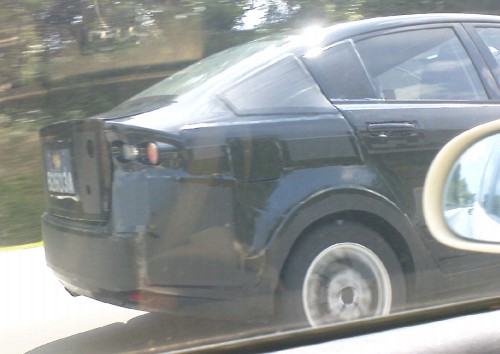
[446,207,473,238]
[0,247,264,354]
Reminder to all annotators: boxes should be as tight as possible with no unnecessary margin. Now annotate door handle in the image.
[367,122,417,138]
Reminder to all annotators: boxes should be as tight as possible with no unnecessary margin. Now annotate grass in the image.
[0,125,45,247]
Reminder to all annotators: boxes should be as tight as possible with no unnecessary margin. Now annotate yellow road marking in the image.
[0,241,43,252]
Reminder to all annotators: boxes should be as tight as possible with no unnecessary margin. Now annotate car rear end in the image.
[40,118,141,305]
[38,32,340,315]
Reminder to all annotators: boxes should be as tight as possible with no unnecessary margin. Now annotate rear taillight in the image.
[146,142,159,165]
[112,141,178,166]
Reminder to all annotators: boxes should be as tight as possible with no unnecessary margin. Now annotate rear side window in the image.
[303,41,377,100]
[356,28,487,101]
[220,55,333,115]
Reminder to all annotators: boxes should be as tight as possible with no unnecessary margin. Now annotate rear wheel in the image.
[278,221,406,328]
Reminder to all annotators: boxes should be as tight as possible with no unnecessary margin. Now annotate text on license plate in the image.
[45,149,76,194]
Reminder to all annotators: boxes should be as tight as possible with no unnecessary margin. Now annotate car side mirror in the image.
[423,119,500,252]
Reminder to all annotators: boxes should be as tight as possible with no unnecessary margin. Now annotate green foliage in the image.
[0,127,44,247]
[0,174,44,247]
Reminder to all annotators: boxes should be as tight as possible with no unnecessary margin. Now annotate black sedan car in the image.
[40,14,500,328]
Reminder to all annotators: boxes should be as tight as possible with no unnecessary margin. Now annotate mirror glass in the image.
[444,133,500,241]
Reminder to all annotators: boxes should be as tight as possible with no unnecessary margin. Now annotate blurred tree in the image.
[287,0,363,26]
[446,164,474,207]
[203,0,246,31]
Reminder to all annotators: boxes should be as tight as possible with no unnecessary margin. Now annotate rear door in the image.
[308,24,500,273]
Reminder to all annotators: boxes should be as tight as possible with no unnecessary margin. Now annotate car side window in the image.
[302,41,377,100]
[220,55,333,115]
[355,28,488,101]
[476,28,500,66]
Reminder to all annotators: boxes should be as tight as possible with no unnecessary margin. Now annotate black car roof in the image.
[320,13,500,44]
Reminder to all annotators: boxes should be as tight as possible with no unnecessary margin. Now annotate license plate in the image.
[45,149,76,194]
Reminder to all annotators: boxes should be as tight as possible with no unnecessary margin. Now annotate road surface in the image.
[5,247,500,354]
[446,207,473,238]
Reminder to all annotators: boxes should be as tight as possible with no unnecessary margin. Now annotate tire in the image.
[277,220,406,328]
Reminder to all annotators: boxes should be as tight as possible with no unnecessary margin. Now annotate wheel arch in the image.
[263,188,433,303]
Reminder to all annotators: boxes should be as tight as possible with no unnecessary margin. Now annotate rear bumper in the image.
[42,212,272,320]
[42,213,140,293]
